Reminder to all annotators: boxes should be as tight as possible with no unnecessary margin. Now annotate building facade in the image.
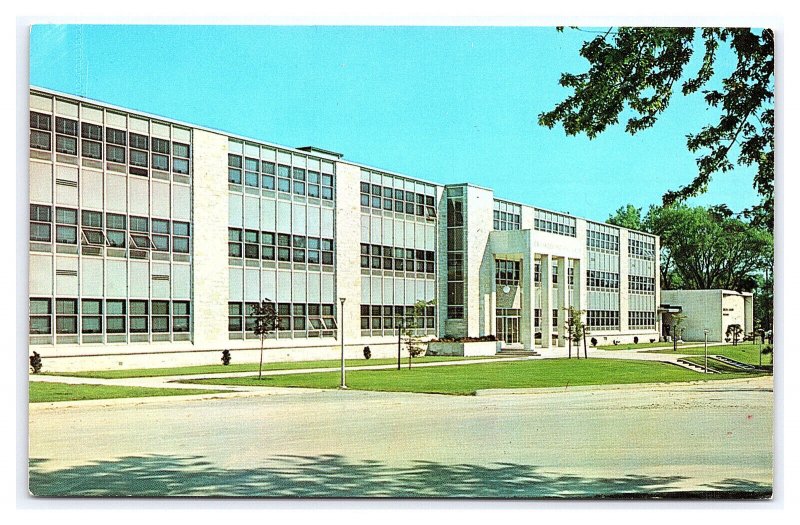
[27,88,660,371]
[661,289,754,342]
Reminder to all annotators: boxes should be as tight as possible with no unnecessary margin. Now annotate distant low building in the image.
[660,290,754,343]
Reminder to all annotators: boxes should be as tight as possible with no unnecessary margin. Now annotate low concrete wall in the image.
[426,341,501,357]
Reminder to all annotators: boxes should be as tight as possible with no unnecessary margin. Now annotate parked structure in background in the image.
[27,87,661,371]
[660,289,754,343]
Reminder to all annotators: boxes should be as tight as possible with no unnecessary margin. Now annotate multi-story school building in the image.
[27,87,660,371]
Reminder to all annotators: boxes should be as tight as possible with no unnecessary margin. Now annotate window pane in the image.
[56,135,77,155]
[129,300,148,315]
[152,316,169,332]
[82,299,102,315]
[172,237,189,253]
[30,298,51,314]
[30,223,51,242]
[172,301,189,315]
[81,140,101,159]
[56,316,77,334]
[55,225,77,244]
[106,300,125,315]
[173,222,189,236]
[81,316,102,334]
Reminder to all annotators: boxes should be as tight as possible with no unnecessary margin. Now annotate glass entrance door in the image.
[496,308,521,345]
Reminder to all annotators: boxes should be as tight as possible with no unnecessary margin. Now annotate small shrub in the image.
[633,336,639,344]
[649,338,656,344]
[221,350,231,366]
[363,346,371,360]
[29,352,42,374]
[590,337,597,347]
[612,340,620,345]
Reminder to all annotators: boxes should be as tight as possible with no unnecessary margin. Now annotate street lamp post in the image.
[704,328,709,374]
[339,297,347,389]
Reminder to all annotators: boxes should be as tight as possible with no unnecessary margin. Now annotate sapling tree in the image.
[726,324,743,346]
[29,352,42,374]
[671,313,687,351]
[563,306,586,359]
[252,298,278,379]
[403,299,434,369]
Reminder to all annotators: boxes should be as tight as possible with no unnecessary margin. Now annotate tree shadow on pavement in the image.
[29,455,772,499]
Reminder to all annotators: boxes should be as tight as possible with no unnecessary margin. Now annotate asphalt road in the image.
[28,376,773,498]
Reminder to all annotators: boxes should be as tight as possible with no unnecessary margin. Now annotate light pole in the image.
[339,297,347,389]
[704,328,709,374]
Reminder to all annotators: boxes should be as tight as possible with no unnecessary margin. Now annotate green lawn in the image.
[643,344,773,366]
[185,358,759,395]
[46,355,499,379]
[597,341,687,350]
[30,381,227,403]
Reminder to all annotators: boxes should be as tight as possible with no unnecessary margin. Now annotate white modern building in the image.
[27,87,661,371]
[660,289,754,342]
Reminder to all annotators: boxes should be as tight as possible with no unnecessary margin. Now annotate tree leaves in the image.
[540,27,774,229]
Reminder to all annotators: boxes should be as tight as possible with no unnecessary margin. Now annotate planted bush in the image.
[590,337,597,347]
[221,350,231,366]
[29,352,42,374]
[363,346,371,360]
[633,336,639,344]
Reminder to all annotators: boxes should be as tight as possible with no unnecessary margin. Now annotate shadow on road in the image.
[29,455,772,499]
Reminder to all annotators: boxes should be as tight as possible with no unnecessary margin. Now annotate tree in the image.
[670,312,687,351]
[251,298,278,379]
[643,204,773,291]
[563,306,586,359]
[607,204,644,231]
[726,323,743,346]
[403,300,434,369]
[540,27,774,229]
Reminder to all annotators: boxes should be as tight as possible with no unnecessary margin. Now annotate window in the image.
[81,210,103,228]
[30,204,52,242]
[152,300,170,333]
[173,222,190,253]
[106,144,125,163]
[106,213,126,248]
[228,228,242,257]
[151,219,170,251]
[244,230,259,259]
[552,264,558,284]
[81,123,102,141]
[534,210,577,237]
[130,149,148,168]
[106,128,126,145]
[228,302,243,331]
[152,137,170,154]
[81,299,102,334]
[81,139,101,159]
[129,133,149,150]
[106,300,126,333]
[55,135,78,155]
[30,130,51,151]
[30,112,51,131]
[29,298,52,335]
[55,117,78,136]
[171,300,189,332]
[129,300,148,333]
[152,153,169,171]
[129,216,148,233]
[552,309,559,328]
[55,207,77,244]
[55,298,78,334]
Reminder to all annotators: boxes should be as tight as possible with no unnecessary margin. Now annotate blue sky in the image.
[29,25,762,223]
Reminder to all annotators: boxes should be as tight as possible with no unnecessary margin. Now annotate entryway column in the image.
[540,253,552,348]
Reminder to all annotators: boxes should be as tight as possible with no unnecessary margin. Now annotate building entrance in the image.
[496,308,521,345]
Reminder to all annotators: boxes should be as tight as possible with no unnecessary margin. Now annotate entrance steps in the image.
[676,358,720,374]
[711,355,756,370]
[497,348,541,357]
